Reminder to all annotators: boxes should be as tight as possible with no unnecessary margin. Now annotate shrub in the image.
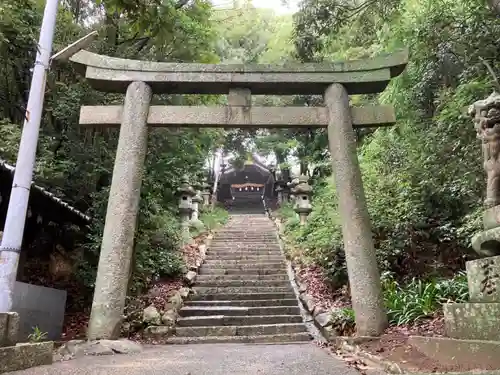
[381,271,468,326]
[28,326,48,343]
[199,206,229,231]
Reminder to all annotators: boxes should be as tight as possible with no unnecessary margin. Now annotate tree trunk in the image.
[488,0,500,14]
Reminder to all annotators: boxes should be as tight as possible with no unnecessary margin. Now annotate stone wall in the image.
[12,282,67,341]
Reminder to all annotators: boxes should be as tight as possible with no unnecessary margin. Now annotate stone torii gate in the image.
[69,50,408,340]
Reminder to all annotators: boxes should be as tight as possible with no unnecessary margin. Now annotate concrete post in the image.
[325,83,387,336]
[0,0,59,313]
[87,81,152,340]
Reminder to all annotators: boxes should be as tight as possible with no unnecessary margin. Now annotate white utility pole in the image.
[0,0,60,312]
[212,148,223,195]
[0,23,98,312]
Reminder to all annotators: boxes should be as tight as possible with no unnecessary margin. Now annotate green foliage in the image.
[27,326,48,343]
[271,1,500,318]
[330,307,356,336]
[200,206,229,231]
[382,271,468,325]
[326,273,468,330]
[0,0,226,298]
[279,183,347,288]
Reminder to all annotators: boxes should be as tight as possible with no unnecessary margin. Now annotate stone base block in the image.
[409,336,500,370]
[466,256,500,303]
[0,341,53,374]
[444,302,500,340]
[0,312,19,347]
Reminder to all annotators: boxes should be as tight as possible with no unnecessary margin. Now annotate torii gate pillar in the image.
[326,83,386,335]
[87,81,151,340]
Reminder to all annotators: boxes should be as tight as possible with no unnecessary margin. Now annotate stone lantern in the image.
[293,175,312,225]
[176,175,195,240]
[191,180,204,228]
[275,184,284,204]
[274,171,285,204]
[201,177,212,207]
[269,164,276,181]
[287,176,299,202]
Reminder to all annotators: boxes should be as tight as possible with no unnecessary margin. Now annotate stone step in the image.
[207,254,284,259]
[177,314,303,327]
[208,248,282,253]
[199,268,288,276]
[204,255,284,262]
[179,305,300,317]
[216,236,276,238]
[211,239,277,243]
[174,323,307,337]
[200,266,286,273]
[196,272,289,282]
[189,292,295,301]
[210,243,280,247]
[205,255,283,260]
[193,286,292,294]
[203,260,284,266]
[195,279,290,288]
[212,234,277,238]
[166,332,312,344]
[199,266,286,273]
[215,232,276,235]
[214,229,275,231]
[184,299,299,307]
[196,274,289,282]
[211,241,278,244]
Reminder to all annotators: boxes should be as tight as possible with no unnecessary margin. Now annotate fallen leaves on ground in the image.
[180,233,208,269]
[294,263,350,311]
[59,232,212,340]
[294,261,449,373]
[61,310,90,340]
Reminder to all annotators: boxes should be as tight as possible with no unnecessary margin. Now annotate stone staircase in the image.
[168,209,312,344]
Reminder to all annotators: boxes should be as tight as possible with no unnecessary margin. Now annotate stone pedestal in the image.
[443,255,500,340]
[412,254,500,368]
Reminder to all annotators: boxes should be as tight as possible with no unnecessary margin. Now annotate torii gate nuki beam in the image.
[69,49,408,340]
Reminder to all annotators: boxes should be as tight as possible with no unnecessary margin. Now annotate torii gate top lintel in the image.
[69,49,408,96]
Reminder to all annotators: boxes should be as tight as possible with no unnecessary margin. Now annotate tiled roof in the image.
[0,159,90,223]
